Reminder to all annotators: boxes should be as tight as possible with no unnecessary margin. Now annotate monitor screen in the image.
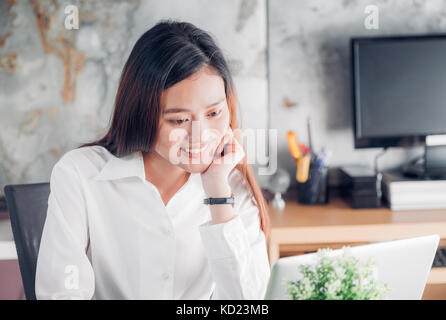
[352,35,446,148]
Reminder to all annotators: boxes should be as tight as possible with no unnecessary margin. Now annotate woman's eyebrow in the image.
[163,97,226,114]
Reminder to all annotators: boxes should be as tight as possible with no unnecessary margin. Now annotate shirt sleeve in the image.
[35,153,95,300]
[198,172,271,300]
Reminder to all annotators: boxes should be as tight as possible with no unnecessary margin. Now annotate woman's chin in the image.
[174,149,215,173]
[181,161,212,174]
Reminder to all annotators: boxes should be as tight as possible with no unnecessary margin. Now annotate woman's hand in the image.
[201,127,245,197]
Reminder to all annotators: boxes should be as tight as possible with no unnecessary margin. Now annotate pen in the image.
[297,154,311,183]
[286,130,311,183]
[307,117,313,153]
[286,131,302,159]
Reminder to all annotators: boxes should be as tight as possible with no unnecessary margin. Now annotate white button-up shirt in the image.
[35,145,271,299]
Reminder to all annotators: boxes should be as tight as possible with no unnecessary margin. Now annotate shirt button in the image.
[162,272,170,280]
[163,228,171,237]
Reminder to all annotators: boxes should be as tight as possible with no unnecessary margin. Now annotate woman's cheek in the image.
[160,125,183,154]
[153,133,180,161]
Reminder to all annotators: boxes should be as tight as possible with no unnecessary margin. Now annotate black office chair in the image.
[3,183,50,300]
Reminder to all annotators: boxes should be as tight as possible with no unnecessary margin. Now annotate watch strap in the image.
[203,193,235,207]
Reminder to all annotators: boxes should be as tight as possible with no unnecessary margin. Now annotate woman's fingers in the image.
[218,133,245,165]
[216,128,234,156]
[203,128,245,179]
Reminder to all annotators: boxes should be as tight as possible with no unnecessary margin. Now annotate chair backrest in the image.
[3,183,50,300]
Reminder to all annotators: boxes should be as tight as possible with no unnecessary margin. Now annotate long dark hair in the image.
[80,19,271,245]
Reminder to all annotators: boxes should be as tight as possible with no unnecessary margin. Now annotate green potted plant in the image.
[287,247,391,300]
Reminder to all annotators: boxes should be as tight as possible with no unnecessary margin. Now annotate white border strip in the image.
[426,135,446,147]
[0,241,17,260]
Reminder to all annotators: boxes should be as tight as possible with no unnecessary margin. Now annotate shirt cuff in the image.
[198,214,250,260]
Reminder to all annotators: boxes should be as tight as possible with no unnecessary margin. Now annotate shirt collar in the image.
[94,150,146,181]
[93,150,202,188]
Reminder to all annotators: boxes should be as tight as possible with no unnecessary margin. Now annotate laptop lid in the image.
[264,234,439,300]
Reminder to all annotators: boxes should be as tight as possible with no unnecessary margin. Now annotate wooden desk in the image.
[267,197,446,299]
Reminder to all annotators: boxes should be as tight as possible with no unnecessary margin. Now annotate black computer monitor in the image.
[351,34,446,149]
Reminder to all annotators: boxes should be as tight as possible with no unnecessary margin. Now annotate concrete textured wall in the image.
[0,0,267,194]
[1,0,446,193]
[269,0,446,187]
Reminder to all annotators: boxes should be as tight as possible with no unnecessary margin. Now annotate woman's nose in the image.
[188,121,215,146]
[189,121,202,146]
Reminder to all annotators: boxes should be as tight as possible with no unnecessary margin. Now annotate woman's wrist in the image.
[203,182,232,198]
[202,181,236,225]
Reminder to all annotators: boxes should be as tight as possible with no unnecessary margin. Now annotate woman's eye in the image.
[168,110,221,125]
[208,110,222,118]
[169,119,188,125]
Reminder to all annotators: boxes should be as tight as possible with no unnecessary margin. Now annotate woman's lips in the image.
[180,145,210,159]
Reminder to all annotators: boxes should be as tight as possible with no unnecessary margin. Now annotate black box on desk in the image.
[339,166,382,209]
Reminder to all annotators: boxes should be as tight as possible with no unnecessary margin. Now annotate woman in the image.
[35,20,271,300]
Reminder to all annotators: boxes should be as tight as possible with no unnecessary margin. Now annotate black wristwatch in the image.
[203,193,235,208]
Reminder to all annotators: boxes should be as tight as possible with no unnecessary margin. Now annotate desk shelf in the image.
[268,197,446,263]
[428,267,446,285]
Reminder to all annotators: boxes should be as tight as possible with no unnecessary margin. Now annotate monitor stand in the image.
[402,145,446,180]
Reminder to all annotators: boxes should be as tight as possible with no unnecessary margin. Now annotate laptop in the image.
[264,234,440,300]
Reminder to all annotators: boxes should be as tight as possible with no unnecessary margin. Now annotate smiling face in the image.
[153,65,230,173]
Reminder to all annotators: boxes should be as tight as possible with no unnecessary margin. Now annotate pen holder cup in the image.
[297,163,329,205]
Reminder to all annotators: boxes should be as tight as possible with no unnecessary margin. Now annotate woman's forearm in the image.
[204,182,236,225]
